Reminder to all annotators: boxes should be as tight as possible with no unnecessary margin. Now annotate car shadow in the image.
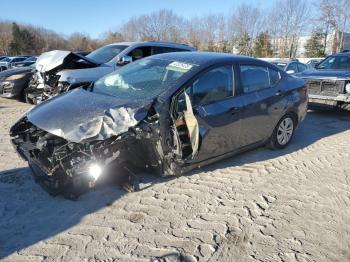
[0,109,349,260]
[196,109,350,172]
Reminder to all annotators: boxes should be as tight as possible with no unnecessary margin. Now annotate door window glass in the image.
[297,63,307,72]
[153,46,186,54]
[128,46,152,61]
[268,67,281,86]
[286,63,298,72]
[240,65,270,93]
[188,65,234,106]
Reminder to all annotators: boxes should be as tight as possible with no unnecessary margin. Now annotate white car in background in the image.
[25,41,196,104]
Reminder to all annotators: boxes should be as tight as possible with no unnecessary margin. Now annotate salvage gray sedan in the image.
[10,52,308,198]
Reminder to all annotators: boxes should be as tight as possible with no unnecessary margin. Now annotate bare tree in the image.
[268,0,310,58]
[0,22,12,54]
[228,4,263,55]
[317,0,350,53]
[0,1,337,57]
[100,31,124,45]
[68,33,99,51]
[120,9,185,42]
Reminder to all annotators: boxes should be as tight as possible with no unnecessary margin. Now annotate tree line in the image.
[1,0,349,58]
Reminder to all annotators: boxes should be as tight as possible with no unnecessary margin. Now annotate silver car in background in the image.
[25,41,196,104]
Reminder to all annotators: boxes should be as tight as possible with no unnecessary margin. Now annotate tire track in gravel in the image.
[1,98,350,262]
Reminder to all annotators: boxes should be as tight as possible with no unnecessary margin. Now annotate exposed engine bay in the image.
[25,51,99,104]
[10,94,199,198]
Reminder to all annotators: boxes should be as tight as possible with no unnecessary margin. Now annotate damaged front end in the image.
[11,56,202,198]
[10,96,200,198]
[10,107,166,198]
[25,72,80,104]
[25,51,99,104]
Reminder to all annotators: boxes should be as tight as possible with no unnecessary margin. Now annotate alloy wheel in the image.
[277,117,294,145]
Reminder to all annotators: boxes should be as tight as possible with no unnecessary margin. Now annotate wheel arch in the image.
[286,110,299,127]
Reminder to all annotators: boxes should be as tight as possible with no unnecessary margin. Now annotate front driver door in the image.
[177,64,244,163]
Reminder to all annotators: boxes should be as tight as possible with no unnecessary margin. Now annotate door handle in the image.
[275,90,284,96]
[231,107,240,115]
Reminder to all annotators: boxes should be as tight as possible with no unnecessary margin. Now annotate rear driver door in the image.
[178,64,244,162]
[238,64,285,147]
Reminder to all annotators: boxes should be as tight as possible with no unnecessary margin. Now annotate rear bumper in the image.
[308,94,350,106]
[309,93,350,102]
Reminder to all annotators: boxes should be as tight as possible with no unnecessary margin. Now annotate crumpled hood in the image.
[35,50,99,73]
[298,69,350,80]
[27,88,153,143]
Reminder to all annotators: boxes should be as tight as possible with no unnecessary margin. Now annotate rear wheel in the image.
[339,103,350,111]
[268,114,295,149]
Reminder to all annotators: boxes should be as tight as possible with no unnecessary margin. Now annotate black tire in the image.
[268,114,296,150]
[339,103,350,111]
[24,89,35,104]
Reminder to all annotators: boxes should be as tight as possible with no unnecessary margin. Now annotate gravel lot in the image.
[0,97,349,262]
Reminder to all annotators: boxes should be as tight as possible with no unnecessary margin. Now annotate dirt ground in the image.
[0,97,349,262]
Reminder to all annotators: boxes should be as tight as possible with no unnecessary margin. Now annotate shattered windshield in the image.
[93,58,196,100]
[317,55,350,70]
[86,45,127,64]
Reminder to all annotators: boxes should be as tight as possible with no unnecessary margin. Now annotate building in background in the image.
[234,31,350,58]
[287,31,350,58]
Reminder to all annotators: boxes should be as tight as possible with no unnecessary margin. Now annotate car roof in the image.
[146,51,263,66]
[331,52,350,57]
[271,60,289,64]
[105,41,196,51]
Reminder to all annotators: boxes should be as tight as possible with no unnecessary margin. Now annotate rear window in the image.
[317,55,350,70]
[153,46,188,54]
[12,57,26,62]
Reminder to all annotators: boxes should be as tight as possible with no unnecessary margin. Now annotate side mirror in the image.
[117,55,133,66]
[286,70,295,74]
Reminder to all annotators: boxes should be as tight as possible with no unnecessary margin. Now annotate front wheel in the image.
[24,90,35,104]
[268,114,295,150]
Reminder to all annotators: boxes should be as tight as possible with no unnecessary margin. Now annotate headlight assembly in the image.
[88,163,103,181]
[0,81,14,88]
[345,82,350,94]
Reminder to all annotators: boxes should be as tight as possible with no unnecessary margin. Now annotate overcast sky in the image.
[0,0,272,38]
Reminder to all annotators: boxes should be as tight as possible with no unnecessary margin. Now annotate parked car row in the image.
[0,55,37,71]
[4,41,350,199]
[0,66,34,98]
[270,59,308,75]
[297,51,350,110]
